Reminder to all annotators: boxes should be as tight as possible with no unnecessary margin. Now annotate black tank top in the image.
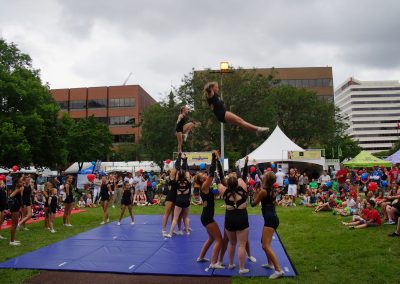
[261,188,276,213]
[207,94,224,108]
[23,185,32,197]
[176,115,186,130]
[0,185,6,200]
[122,188,131,199]
[223,186,247,208]
[200,189,214,210]
[100,183,109,195]
[177,180,191,197]
[288,176,297,184]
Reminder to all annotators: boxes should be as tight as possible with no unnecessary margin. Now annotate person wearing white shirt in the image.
[318,170,331,186]
[93,176,101,204]
[275,169,285,187]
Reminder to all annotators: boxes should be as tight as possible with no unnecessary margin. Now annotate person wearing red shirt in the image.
[343,200,381,229]
[335,165,348,186]
[389,166,398,185]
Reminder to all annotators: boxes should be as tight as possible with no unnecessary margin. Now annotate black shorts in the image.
[225,208,249,232]
[8,199,20,213]
[64,195,73,204]
[121,198,132,206]
[101,195,110,202]
[175,195,190,208]
[22,197,32,207]
[0,200,7,211]
[175,125,184,133]
[201,209,215,227]
[263,212,279,230]
[165,191,177,203]
[50,205,57,214]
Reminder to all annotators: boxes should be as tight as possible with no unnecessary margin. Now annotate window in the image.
[87,99,107,108]
[95,117,108,124]
[110,116,135,125]
[57,101,68,110]
[70,100,86,109]
[113,134,135,143]
[109,98,135,108]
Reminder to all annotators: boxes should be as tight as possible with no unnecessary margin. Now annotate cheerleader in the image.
[100,176,111,224]
[9,179,23,245]
[48,188,58,233]
[117,181,135,225]
[18,175,33,230]
[176,106,199,153]
[63,176,74,227]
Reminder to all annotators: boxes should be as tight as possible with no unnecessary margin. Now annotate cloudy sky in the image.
[1,0,399,100]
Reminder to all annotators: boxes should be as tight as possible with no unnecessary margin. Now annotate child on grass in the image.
[78,197,86,208]
[342,200,381,229]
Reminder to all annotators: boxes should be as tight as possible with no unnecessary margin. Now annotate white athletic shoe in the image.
[269,270,284,279]
[100,221,105,225]
[117,222,121,226]
[162,230,167,235]
[261,264,274,269]
[197,257,210,262]
[164,234,172,238]
[174,230,183,235]
[131,221,135,225]
[183,134,188,142]
[10,241,21,246]
[23,227,29,231]
[239,268,250,274]
[209,263,225,269]
[66,224,73,227]
[107,218,110,223]
[50,229,56,233]
[185,231,190,236]
[248,256,257,263]
[228,264,236,269]
[0,235,5,240]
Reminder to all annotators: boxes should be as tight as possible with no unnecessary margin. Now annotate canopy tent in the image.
[343,151,392,168]
[238,126,309,167]
[385,150,400,165]
[66,161,161,174]
[0,168,9,174]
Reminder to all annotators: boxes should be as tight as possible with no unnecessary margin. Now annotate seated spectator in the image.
[78,197,86,208]
[278,194,293,207]
[191,190,202,206]
[342,200,381,229]
[309,179,319,193]
[134,189,147,206]
[388,216,400,237]
[86,194,96,208]
[334,195,357,216]
[314,194,335,212]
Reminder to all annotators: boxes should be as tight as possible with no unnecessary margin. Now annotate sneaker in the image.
[174,230,183,235]
[100,221,105,225]
[131,221,135,225]
[162,230,167,236]
[66,224,72,227]
[185,231,191,236]
[269,270,284,279]
[50,229,56,233]
[388,232,400,237]
[209,263,225,269]
[0,235,5,240]
[248,256,257,263]
[107,218,110,223]
[261,264,274,269]
[9,241,21,246]
[164,234,172,238]
[23,227,29,231]
[385,220,396,225]
[117,222,121,226]
[197,257,210,262]
[239,268,250,274]
[228,264,236,269]
[112,205,115,208]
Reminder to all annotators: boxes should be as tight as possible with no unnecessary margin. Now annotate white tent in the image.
[237,126,306,168]
[65,161,161,174]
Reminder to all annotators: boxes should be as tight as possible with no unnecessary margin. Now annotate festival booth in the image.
[237,126,326,177]
[385,150,400,165]
[65,161,161,174]
[166,152,229,171]
[343,151,392,168]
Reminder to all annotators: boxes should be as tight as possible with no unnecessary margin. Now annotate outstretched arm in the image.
[251,187,266,207]
[216,152,227,186]
[242,156,249,181]
[201,152,217,193]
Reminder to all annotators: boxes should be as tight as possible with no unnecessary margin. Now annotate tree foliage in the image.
[0,38,113,168]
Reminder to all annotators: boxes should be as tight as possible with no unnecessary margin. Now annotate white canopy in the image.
[238,126,305,167]
[65,161,161,174]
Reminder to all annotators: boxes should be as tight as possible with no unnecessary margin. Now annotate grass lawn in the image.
[0,201,399,284]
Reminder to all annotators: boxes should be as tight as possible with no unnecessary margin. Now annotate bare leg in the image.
[262,227,282,272]
[176,132,183,153]
[237,229,249,270]
[68,203,73,224]
[103,201,109,222]
[224,111,266,133]
[128,205,134,222]
[162,201,174,231]
[198,231,214,260]
[19,205,32,227]
[169,206,183,235]
[119,205,126,222]
[225,230,237,267]
[183,122,195,135]
[182,208,190,234]
[355,224,368,229]
[0,211,4,236]
[11,212,19,242]
[219,230,229,263]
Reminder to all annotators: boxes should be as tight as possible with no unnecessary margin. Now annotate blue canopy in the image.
[386,150,400,164]
[78,165,106,175]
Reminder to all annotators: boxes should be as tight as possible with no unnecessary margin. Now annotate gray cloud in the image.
[1,0,399,99]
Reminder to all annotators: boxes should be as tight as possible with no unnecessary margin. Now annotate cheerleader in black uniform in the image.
[9,179,23,246]
[18,175,33,230]
[43,182,52,230]
[117,181,135,225]
[167,154,191,237]
[251,171,284,279]
[63,176,74,227]
[176,106,199,153]
[204,82,269,134]
[218,157,251,274]
[48,188,58,233]
[0,180,7,240]
[100,176,111,225]
[195,151,224,269]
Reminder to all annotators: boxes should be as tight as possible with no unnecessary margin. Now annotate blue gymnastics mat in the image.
[0,215,296,277]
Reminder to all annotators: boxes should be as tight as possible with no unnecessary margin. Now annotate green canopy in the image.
[343,151,392,168]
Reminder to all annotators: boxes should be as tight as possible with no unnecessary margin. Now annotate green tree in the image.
[113,143,146,161]
[0,122,31,165]
[0,38,67,167]
[66,116,113,164]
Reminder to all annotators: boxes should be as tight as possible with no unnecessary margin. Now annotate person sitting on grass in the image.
[78,197,86,208]
[86,194,96,208]
[334,194,357,216]
[134,189,147,206]
[191,189,202,206]
[342,200,381,229]
[278,194,293,207]
[314,193,336,212]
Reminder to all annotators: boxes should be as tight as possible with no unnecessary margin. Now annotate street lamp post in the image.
[219,62,230,170]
